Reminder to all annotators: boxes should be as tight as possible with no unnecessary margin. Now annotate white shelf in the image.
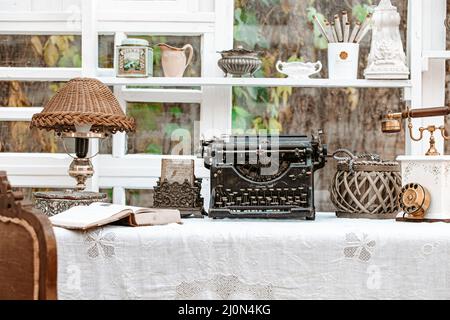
[99,77,411,88]
[0,67,81,81]
[423,50,450,60]
[0,68,411,88]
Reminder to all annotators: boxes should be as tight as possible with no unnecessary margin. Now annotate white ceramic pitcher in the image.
[158,43,194,77]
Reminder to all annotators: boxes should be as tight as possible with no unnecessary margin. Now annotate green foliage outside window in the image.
[232,0,373,134]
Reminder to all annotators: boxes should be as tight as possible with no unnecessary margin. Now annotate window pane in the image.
[0,80,113,154]
[127,102,200,155]
[0,121,113,154]
[126,189,154,207]
[0,121,65,153]
[0,35,81,67]
[99,35,115,69]
[0,81,65,107]
[99,188,113,203]
[233,0,407,211]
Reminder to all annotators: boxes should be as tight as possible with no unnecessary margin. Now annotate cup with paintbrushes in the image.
[313,11,372,80]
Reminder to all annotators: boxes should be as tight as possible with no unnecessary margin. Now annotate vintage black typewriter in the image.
[201,133,327,220]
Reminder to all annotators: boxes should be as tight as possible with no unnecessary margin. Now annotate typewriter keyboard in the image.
[214,186,310,208]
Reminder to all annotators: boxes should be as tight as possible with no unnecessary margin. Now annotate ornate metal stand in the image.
[153,178,205,218]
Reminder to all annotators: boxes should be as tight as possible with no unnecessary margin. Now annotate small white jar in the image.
[328,43,359,80]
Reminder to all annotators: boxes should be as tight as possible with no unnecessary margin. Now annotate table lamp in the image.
[30,78,135,216]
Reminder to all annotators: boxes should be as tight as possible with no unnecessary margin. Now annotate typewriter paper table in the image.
[54,213,450,300]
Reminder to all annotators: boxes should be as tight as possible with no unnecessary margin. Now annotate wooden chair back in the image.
[0,171,57,300]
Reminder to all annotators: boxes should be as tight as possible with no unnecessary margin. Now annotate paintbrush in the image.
[325,20,336,43]
[343,22,350,43]
[334,14,343,42]
[349,21,361,43]
[359,13,372,36]
[331,22,339,43]
[341,11,349,42]
[355,23,371,43]
[313,15,332,43]
[355,13,372,43]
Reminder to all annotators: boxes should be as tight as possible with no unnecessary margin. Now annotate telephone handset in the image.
[382,106,450,156]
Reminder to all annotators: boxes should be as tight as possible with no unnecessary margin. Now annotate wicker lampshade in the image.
[30,78,135,134]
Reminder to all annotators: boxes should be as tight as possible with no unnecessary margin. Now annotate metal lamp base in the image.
[34,190,107,217]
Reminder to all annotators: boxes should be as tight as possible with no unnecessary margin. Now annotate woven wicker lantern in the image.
[330,149,402,219]
[30,78,135,216]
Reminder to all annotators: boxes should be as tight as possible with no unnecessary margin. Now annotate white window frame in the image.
[0,0,233,207]
[0,0,448,208]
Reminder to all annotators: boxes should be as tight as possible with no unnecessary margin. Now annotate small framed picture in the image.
[161,159,195,185]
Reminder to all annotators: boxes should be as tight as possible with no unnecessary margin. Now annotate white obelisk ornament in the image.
[364,0,409,79]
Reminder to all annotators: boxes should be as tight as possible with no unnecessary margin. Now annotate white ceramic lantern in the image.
[364,0,409,79]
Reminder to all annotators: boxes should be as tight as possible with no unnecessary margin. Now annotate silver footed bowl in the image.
[218,56,262,78]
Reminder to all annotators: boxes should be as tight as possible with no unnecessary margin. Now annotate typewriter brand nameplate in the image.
[161,159,194,185]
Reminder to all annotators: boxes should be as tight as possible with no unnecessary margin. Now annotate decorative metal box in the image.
[330,150,402,219]
[34,190,107,217]
[153,178,205,218]
[115,38,153,78]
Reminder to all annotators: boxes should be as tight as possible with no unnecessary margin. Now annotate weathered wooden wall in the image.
[235,0,408,210]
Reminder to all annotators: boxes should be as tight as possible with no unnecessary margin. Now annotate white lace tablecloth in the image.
[54,213,450,300]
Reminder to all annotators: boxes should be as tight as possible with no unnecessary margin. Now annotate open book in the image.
[50,202,182,230]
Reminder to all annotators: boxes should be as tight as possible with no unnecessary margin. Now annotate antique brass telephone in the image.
[382,106,450,156]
